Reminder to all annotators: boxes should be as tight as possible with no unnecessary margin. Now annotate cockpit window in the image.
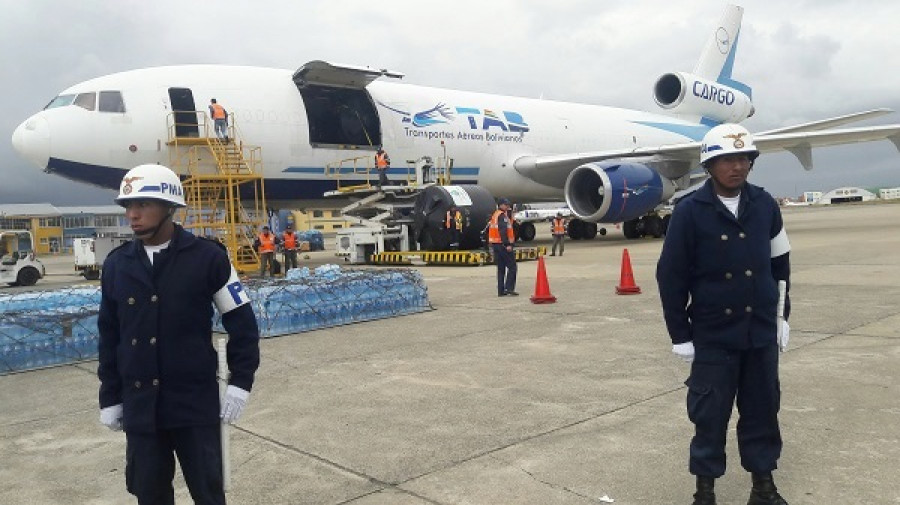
[74,92,96,111]
[44,94,76,110]
[99,91,126,113]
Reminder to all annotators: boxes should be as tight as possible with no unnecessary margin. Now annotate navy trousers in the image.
[125,424,225,505]
[492,244,517,294]
[685,345,782,477]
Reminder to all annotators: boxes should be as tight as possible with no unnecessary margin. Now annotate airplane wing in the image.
[755,109,894,135]
[516,123,900,186]
[514,142,699,187]
[755,124,900,170]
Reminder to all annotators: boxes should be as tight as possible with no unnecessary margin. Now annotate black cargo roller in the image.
[412,185,496,251]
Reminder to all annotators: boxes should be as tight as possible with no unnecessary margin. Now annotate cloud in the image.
[1,0,899,204]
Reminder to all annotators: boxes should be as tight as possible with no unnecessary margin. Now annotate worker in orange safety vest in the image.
[375,148,391,189]
[550,212,568,257]
[254,225,280,277]
[282,224,299,271]
[488,198,517,296]
[445,205,464,249]
[209,98,228,143]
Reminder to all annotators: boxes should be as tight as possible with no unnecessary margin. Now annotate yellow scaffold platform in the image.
[165,111,266,273]
[370,246,546,266]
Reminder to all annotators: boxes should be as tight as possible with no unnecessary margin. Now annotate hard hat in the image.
[700,123,759,165]
[115,164,186,207]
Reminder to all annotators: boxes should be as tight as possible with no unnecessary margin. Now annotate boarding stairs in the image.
[165,112,267,273]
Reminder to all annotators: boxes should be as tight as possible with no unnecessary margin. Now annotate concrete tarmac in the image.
[2,202,899,504]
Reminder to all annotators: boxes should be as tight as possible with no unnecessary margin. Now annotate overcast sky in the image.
[2,0,899,205]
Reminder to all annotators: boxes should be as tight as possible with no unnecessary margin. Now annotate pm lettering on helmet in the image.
[159,182,183,197]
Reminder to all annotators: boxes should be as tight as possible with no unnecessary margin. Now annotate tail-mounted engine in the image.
[654,72,754,123]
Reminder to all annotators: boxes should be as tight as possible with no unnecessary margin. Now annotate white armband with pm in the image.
[213,266,251,314]
[770,227,791,258]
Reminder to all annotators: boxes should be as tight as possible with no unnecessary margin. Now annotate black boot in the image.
[747,473,788,505]
[692,476,716,505]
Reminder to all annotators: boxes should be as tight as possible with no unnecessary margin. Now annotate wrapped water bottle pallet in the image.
[1,266,432,374]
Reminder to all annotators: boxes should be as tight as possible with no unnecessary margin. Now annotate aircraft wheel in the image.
[582,222,598,239]
[598,227,607,236]
[662,214,671,236]
[83,270,101,281]
[645,215,664,238]
[567,219,585,240]
[17,267,40,287]
[519,222,536,241]
[623,219,640,239]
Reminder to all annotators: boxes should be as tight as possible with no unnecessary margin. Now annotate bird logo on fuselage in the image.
[377,101,454,127]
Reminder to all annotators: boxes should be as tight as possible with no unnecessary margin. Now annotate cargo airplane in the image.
[11,4,900,241]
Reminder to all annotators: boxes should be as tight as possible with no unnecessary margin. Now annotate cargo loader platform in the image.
[370,246,546,266]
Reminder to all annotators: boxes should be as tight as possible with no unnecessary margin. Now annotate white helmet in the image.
[115,164,186,207]
[700,123,759,165]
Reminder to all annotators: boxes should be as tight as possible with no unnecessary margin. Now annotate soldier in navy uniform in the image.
[98,164,260,505]
[656,124,791,505]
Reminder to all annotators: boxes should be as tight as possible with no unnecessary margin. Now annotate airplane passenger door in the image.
[168,87,199,138]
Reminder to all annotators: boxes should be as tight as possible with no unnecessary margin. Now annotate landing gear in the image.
[518,222,536,242]
[567,219,583,239]
[622,213,670,239]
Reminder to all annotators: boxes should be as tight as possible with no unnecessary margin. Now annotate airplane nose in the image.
[11,115,51,170]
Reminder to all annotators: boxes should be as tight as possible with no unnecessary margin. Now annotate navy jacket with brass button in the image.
[656,179,791,350]
[98,225,260,433]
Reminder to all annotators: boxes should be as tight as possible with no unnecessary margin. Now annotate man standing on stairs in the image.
[209,98,228,143]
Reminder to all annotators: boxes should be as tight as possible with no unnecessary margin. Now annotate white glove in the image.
[672,342,695,363]
[780,320,790,352]
[220,385,250,424]
[100,404,123,431]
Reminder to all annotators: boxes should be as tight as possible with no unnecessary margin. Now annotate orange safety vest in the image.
[210,103,226,120]
[488,209,515,244]
[258,233,275,253]
[552,218,566,235]
[375,151,389,168]
[283,231,297,250]
[445,210,462,230]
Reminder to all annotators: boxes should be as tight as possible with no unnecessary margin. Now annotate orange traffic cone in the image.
[530,256,557,304]
[615,248,642,295]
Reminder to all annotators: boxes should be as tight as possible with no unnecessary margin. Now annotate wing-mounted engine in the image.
[564,159,679,223]
[654,72,754,123]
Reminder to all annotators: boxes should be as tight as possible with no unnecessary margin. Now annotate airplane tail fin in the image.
[693,4,751,99]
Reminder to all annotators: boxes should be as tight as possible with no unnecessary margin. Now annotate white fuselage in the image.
[12,65,699,204]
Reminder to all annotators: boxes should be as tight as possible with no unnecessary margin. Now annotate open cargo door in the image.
[293,61,403,149]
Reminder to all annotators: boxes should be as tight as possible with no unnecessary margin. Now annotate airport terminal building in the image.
[0,204,128,254]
